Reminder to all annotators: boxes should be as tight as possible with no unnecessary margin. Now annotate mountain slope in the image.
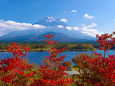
[30,31,77,42]
[0,31,77,42]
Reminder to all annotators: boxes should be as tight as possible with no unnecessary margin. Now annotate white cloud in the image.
[87,23,97,28]
[66,26,79,30]
[73,27,79,30]
[72,10,77,13]
[60,18,68,23]
[0,19,46,36]
[81,23,103,37]
[57,25,64,28]
[33,24,46,28]
[66,26,73,30]
[84,14,94,19]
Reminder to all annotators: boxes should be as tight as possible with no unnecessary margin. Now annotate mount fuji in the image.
[0,17,96,42]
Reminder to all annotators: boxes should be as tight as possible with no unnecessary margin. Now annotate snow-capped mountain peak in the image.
[47,16,56,22]
[35,16,67,27]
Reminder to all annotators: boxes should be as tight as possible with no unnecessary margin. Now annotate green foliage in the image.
[0,42,97,52]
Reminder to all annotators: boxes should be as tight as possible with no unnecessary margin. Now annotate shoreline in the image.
[0,49,96,52]
[0,49,115,52]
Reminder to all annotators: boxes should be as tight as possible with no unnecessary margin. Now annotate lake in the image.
[0,50,115,65]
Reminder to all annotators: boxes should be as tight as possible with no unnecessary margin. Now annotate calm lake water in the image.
[0,50,115,65]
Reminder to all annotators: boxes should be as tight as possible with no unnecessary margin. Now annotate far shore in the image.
[0,48,114,52]
[0,49,98,52]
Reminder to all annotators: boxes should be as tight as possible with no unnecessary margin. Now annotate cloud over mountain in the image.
[81,23,103,37]
[66,26,79,30]
[83,14,94,19]
[57,25,64,28]
[0,19,46,36]
[60,18,68,22]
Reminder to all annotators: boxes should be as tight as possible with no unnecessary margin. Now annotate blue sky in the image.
[0,0,115,36]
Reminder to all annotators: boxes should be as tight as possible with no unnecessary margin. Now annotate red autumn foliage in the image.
[72,32,115,86]
[96,32,115,57]
[62,61,72,67]
[0,42,36,86]
[30,34,73,86]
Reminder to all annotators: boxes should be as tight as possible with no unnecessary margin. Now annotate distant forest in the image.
[0,42,114,52]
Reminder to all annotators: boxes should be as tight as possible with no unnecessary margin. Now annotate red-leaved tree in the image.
[0,42,37,86]
[72,32,115,86]
[30,34,73,86]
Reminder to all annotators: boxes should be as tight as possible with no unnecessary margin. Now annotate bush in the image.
[0,42,38,86]
[72,32,115,86]
[30,34,73,86]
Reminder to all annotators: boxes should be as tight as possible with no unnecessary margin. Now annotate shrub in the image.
[30,34,73,86]
[72,32,115,86]
[0,42,38,86]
